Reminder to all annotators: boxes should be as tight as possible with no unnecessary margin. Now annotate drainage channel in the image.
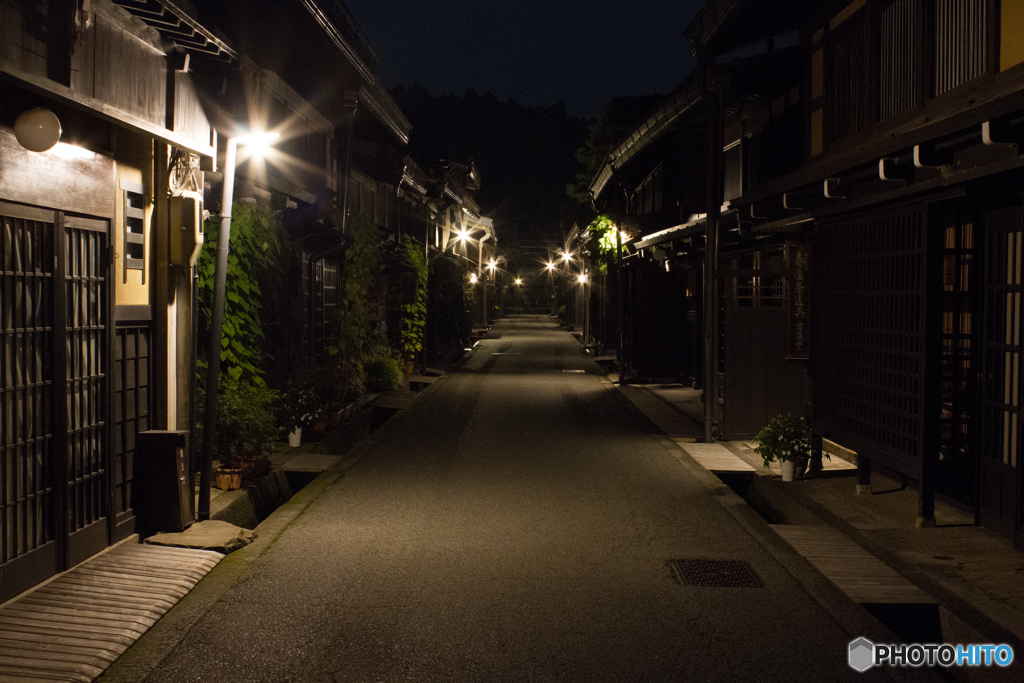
[710,467,953,679]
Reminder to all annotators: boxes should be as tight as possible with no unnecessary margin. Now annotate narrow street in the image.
[136,315,874,682]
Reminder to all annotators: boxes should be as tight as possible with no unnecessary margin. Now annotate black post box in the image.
[138,430,193,532]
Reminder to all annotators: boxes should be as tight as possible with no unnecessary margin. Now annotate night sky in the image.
[343,1,704,119]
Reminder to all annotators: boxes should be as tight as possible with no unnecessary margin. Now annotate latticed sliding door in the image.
[63,216,110,566]
[980,208,1023,542]
[0,203,112,601]
[0,204,59,600]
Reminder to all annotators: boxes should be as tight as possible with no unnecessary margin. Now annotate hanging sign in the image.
[787,242,810,360]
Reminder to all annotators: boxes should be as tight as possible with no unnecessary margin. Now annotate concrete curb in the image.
[98,375,452,682]
[753,475,1024,656]
[603,375,941,683]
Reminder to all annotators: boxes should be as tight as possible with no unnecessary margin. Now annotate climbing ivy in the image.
[197,202,283,385]
[331,213,382,397]
[401,237,428,359]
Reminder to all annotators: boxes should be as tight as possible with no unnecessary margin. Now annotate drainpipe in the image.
[477,232,490,325]
[340,92,359,234]
[699,55,725,443]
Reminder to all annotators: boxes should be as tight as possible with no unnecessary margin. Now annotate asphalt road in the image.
[140,315,889,682]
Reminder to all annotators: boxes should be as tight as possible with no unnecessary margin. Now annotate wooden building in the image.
[0,0,222,601]
[601,0,1024,543]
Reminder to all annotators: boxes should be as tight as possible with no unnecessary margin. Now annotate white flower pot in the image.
[288,427,302,448]
[781,460,796,482]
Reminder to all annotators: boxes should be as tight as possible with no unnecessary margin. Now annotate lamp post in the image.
[197,132,278,521]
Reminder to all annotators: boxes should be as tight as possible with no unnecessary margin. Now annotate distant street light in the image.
[515,278,523,286]
[198,131,279,522]
[546,262,555,271]
[470,273,478,283]
[577,274,587,284]
[562,251,572,263]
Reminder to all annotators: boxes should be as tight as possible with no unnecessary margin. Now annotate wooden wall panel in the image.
[0,127,115,219]
[72,1,166,127]
[0,0,49,78]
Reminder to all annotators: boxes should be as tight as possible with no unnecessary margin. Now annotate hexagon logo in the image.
[848,638,875,672]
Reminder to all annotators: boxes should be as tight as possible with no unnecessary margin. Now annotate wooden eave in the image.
[589,78,704,199]
[0,63,215,158]
[112,0,238,62]
[684,0,822,56]
[740,68,1024,209]
[358,81,412,146]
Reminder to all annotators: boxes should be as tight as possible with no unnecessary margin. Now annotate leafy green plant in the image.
[215,375,280,465]
[401,237,428,360]
[753,413,817,467]
[364,356,404,393]
[197,202,284,385]
[276,372,325,433]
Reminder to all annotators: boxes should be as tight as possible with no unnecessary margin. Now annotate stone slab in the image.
[145,521,256,555]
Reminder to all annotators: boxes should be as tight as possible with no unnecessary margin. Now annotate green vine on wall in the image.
[197,202,283,385]
[401,237,428,359]
[330,213,382,397]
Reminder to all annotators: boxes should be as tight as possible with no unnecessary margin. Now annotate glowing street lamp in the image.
[198,131,279,521]
[578,274,587,284]
[515,278,523,286]
[470,273,478,284]
[546,262,555,271]
[561,251,572,263]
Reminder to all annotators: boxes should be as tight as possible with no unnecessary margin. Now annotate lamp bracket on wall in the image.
[783,193,802,211]
[823,178,845,199]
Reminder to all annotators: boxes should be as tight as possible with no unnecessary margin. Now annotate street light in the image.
[515,278,523,286]
[198,131,279,521]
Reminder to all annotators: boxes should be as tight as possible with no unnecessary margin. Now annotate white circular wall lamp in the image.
[14,108,62,152]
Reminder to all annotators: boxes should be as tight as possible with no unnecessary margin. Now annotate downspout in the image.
[340,92,359,234]
[697,52,725,443]
[478,232,490,325]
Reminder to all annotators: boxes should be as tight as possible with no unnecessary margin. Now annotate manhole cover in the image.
[562,369,585,373]
[668,559,763,588]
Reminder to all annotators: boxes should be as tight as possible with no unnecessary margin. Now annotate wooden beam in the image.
[0,64,215,158]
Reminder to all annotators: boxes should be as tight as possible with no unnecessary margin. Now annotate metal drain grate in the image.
[668,559,764,588]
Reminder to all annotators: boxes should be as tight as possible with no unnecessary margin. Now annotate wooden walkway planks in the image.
[770,525,935,604]
[0,542,223,682]
[680,442,756,473]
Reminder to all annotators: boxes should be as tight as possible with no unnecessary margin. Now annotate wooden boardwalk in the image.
[680,443,756,473]
[0,541,222,682]
[770,525,934,604]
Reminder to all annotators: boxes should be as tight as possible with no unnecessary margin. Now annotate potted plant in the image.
[753,413,813,482]
[277,374,323,447]
[215,375,279,485]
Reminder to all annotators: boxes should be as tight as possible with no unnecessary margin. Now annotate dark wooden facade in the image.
[593,0,1024,542]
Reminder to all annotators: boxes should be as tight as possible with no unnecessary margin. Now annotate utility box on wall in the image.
[138,430,192,532]
[169,193,204,267]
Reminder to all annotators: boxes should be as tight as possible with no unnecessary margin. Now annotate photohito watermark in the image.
[848,638,1014,672]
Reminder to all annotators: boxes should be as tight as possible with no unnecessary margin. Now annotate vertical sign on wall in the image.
[787,242,811,360]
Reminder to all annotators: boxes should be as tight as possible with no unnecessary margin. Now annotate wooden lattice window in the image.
[826,9,870,143]
[121,180,145,283]
[815,207,927,473]
[934,0,988,96]
[879,0,923,121]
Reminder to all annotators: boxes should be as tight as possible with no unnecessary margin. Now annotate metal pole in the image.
[702,67,723,443]
[198,137,237,520]
[341,93,358,234]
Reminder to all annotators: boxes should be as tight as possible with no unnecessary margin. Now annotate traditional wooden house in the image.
[682,0,1024,541]
[0,0,223,600]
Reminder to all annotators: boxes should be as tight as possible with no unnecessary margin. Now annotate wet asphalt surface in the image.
[142,315,880,682]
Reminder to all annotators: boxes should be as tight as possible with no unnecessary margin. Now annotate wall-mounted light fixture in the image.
[14,108,62,152]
